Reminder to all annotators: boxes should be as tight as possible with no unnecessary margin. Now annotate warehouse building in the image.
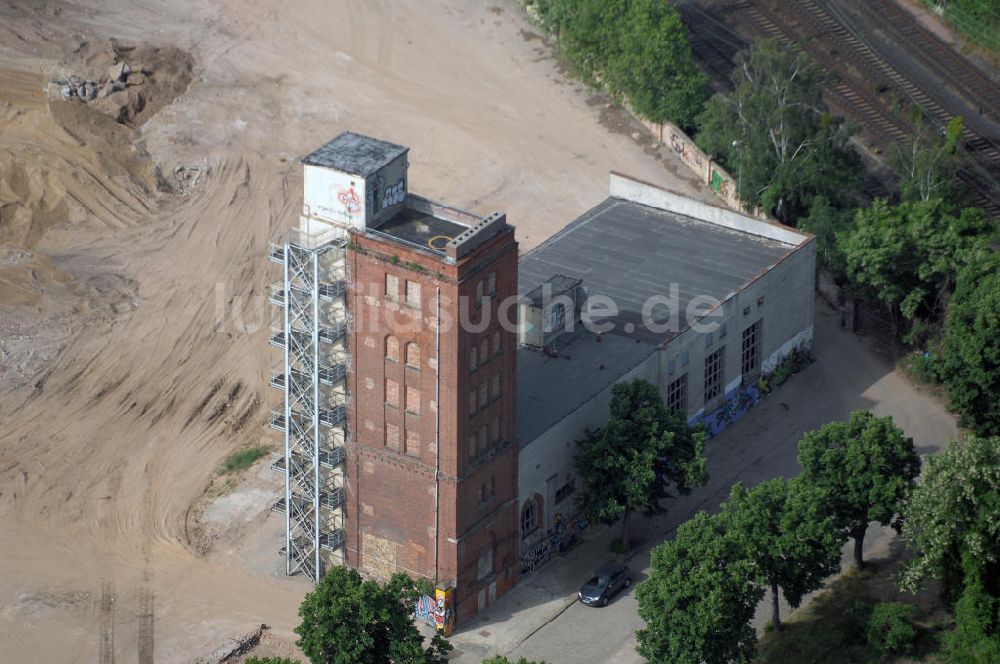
[269,133,815,627]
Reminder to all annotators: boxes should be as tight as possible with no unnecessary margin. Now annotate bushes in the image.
[524,0,707,129]
[866,602,917,657]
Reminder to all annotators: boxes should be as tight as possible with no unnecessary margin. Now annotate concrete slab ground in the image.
[445,296,959,664]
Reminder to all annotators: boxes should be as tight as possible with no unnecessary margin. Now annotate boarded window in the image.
[406,342,420,369]
[478,383,488,409]
[386,336,399,362]
[492,330,501,357]
[385,274,399,301]
[406,386,420,415]
[490,417,499,443]
[470,346,478,372]
[487,271,497,295]
[480,339,489,364]
[477,542,494,580]
[476,280,484,307]
[491,374,501,401]
[385,379,400,407]
[469,389,478,415]
[385,422,400,450]
[405,429,420,456]
[477,427,487,456]
[405,280,421,308]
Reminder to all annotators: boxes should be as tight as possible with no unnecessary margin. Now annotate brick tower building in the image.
[282,132,519,625]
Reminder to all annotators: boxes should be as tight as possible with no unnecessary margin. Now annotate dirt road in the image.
[0,1,714,660]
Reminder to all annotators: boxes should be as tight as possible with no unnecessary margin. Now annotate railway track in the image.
[714,0,1000,217]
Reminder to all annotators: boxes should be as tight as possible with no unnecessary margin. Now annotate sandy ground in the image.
[0,1,715,661]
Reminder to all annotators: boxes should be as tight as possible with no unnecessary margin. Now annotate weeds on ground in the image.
[219,444,270,475]
[754,557,950,663]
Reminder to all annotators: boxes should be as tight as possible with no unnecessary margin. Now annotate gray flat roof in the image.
[302,132,408,176]
[518,197,795,343]
[374,207,468,255]
[517,327,657,448]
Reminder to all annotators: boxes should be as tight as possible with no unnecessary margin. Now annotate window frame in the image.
[704,346,726,404]
[666,373,688,415]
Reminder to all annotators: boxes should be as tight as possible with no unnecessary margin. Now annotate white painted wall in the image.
[303,164,367,231]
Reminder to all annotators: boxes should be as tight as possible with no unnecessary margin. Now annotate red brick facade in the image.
[345,225,520,624]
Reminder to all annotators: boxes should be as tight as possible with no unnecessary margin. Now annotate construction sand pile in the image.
[0,1,715,661]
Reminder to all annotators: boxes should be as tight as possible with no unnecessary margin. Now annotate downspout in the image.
[434,285,441,582]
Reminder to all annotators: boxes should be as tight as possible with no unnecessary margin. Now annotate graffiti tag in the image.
[337,186,362,216]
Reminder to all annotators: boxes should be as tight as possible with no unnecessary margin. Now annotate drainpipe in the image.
[434,285,441,582]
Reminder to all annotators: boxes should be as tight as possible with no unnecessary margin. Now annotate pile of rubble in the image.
[54,59,152,103]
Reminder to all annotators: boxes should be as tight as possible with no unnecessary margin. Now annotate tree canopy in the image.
[798,410,920,566]
[295,567,450,664]
[839,198,990,340]
[892,115,965,203]
[900,435,1000,597]
[636,511,764,664]
[575,379,706,547]
[941,252,1000,436]
[721,478,844,630]
[695,38,861,223]
[532,0,707,128]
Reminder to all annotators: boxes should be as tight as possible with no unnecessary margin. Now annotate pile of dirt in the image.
[49,39,194,128]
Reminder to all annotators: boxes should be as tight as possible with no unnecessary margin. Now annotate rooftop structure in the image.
[302,131,409,177]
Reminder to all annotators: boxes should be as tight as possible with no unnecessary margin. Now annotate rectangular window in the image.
[492,330,501,357]
[476,281,484,307]
[406,386,420,415]
[478,383,489,409]
[555,477,576,505]
[490,374,501,401]
[385,379,399,408]
[704,346,725,404]
[487,271,497,295]
[405,280,421,308]
[469,389,478,415]
[477,427,487,456]
[385,274,399,301]
[490,417,499,443]
[468,434,477,461]
[385,422,400,451]
[666,374,688,415]
[405,429,420,456]
[742,320,762,377]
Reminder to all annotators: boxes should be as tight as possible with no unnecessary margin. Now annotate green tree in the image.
[722,478,844,631]
[941,252,1000,435]
[608,0,707,129]
[575,379,707,548]
[636,511,764,664]
[295,567,451,664]
[893,115,965,203]
[798,195,853,282]
[900,435,1000,598]
[840,198,990,339]
[694,39,861,223]
[557,0,625,88]
[798,410,920,567]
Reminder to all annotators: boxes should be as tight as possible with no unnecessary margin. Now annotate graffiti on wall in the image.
[381,178,405,209]
[434,585,454,636]
[670,131,705,170]
[415,594,436,626]
[520,512,589,575]
[337,186,362,218]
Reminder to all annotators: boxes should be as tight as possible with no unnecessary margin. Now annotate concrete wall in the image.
[366,153,408,227]
[516,349,660,541]
[303,164,367,230]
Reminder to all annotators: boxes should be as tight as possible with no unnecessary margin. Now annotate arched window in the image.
[492,330,501,357]
[386,335,399,362]
[406,342,420,369]
[521,496,540,538]
[470,346,478,371]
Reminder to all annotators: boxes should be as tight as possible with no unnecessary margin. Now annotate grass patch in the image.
[219,444,270,474]
[755,557,951,663]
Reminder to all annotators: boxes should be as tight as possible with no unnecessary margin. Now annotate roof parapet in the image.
[608,172,811,246]
[446,211,509,260]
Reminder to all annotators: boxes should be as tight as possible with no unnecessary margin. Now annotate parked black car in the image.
[578,562,632,607]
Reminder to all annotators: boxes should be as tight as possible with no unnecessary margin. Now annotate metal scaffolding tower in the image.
[268,226,349,582]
